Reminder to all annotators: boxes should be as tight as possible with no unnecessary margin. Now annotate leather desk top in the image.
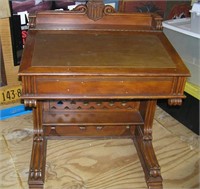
[31,32,175,68]
[19,30,189,77]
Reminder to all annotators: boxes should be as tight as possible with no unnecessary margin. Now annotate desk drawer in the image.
[35,77,174,98]
[45,125,135,138]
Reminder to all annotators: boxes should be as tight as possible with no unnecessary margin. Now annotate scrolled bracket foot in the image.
[134,127,163,189]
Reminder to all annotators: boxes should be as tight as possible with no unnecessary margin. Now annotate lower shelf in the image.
[44,125,136,137]
[43,110,144,126]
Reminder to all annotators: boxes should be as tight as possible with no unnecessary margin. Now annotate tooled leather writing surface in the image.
[31,32,176,68]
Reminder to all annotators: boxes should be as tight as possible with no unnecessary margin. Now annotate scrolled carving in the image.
[168,98,182,106]
[73,4,87,13]
[73,0,115,21]
[24,99,37,108]
[104,5,116,14]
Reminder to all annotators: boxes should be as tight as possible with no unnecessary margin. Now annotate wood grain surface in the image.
[0,106,199,189]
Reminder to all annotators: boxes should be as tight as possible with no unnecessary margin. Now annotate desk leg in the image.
[28,102,46,189]
[134,100,163,189]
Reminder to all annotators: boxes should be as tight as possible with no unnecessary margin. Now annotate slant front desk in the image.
[19,3,190,189]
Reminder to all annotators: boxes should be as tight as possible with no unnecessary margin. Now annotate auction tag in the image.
[0,85,22,105]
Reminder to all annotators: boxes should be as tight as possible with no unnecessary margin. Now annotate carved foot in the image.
[134,127,163,189]
[28,137,47,189]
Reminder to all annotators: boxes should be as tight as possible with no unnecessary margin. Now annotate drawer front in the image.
[45,125,135,137]
[35,77,174,98]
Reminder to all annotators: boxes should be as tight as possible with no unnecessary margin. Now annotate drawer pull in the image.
[79,126,86,131]
[96,126,103,130]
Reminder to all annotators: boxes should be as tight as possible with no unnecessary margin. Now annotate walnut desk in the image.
[19,5,190,189]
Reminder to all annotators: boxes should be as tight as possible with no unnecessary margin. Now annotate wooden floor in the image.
[0,106,199,189]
